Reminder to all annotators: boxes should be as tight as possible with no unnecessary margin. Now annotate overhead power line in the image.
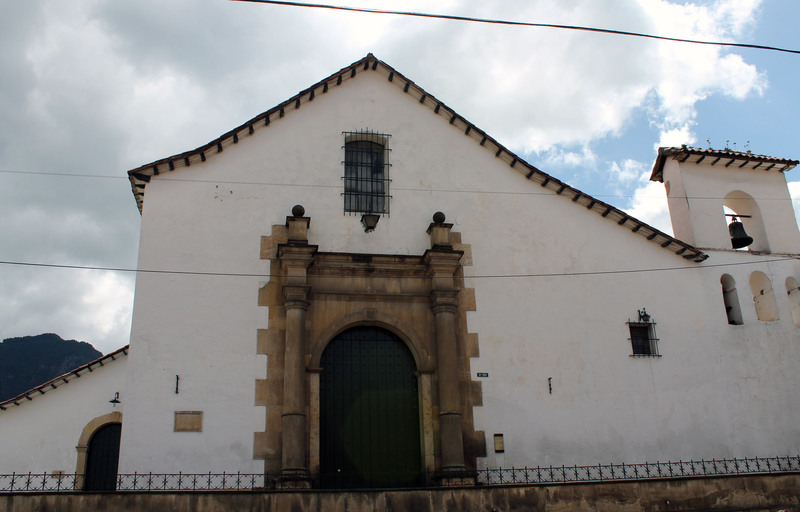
[0,256,795,280]
[0,169,794,201]
[2,168,799,203]
[230,0,800,55]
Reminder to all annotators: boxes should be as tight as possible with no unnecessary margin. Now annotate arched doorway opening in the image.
[320,326,422,488]
[84,422,121,491]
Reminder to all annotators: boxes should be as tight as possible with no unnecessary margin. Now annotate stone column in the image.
[424,212,466,474]
[432,289,465,472]
[281,286,310,476]
[277,205,316,483]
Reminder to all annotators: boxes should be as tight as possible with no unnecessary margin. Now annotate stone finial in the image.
[286,205,310,245]
[427,211,453,250]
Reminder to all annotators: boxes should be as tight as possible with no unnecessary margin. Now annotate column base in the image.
[277,470,313,489]
[435,468,477,487]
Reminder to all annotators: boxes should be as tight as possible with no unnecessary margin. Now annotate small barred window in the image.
[627,308,660,357]
[342,131,391,215]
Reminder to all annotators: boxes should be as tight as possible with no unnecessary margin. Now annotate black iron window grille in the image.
[342,130,391,215]
[627,308,660,357]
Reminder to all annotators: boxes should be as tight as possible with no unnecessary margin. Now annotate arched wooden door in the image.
[84,423,121,491]
[320,326,422,488]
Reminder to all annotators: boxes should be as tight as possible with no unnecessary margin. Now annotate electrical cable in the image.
[1,167,798,203]
[230,0,800,55]
[0,256,795,280]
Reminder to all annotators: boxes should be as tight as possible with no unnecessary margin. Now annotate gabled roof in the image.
[0,345,128,411]
[650,146,798,183]
[127,54,708,262]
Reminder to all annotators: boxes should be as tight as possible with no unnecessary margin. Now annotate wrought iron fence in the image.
[467,456,800,486]
[2,456,798,493]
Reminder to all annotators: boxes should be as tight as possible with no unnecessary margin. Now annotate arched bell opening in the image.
[318,326,423,489]
[724,191,768,252]
[750,271,779,322]
[720,274,744,325]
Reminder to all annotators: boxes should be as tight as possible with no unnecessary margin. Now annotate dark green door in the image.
[320,326,422,488]
[84,423,121,491]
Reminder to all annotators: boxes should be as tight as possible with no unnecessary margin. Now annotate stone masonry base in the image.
[2,474,799,512]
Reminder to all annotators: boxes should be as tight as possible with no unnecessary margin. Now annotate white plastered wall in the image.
[473,248,800,468]
[0,356,126,474]
[120,70,800,473]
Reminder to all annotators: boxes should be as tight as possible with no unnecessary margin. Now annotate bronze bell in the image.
[729,217,754,249]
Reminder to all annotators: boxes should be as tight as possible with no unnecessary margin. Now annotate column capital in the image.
[277,244,317,263]
[283,285,310,309]
[284,299,310,311]
[422,249,463,268]
[278,245,317,287]
[430,289,459,313]
[423,251,463,291]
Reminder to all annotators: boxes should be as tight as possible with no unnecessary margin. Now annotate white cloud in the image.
[639,0,766,147]
[658,125,696,149]
[623,172,673,235]
[77,271,134,347]
[364,0,766,153]
[609,159,647,184]
[0,268,134,354]
[541,145,598,169]
[0,0,777,352]
[13,0,767,159]
[703,0,762,36]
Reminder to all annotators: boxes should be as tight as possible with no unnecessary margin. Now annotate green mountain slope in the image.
[0,333,102,402]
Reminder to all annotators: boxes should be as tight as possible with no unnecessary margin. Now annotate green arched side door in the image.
[320,326,422,488]
[84,423,121,491]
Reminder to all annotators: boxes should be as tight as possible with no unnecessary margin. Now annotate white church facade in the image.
[2,54,799,491]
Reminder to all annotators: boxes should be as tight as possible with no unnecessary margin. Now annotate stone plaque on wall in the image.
[174,411,203,432]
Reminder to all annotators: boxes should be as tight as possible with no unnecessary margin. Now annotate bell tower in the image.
[651,146,800,253]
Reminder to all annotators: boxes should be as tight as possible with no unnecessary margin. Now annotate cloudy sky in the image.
[1,0,798,354]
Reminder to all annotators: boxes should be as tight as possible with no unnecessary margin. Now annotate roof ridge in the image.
[651,146,798,182]
[127,53,378,210]
[0,345,129,411]
[126,54,708,263]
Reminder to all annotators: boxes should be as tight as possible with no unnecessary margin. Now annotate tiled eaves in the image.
[126,54,708,263]
[127,56,386,213]
[651,146,798,183]
[0,345,129,411]
[380,65,708,263]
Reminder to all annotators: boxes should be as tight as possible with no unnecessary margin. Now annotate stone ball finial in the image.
[291,204,305,218]
[432,211,446,224]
